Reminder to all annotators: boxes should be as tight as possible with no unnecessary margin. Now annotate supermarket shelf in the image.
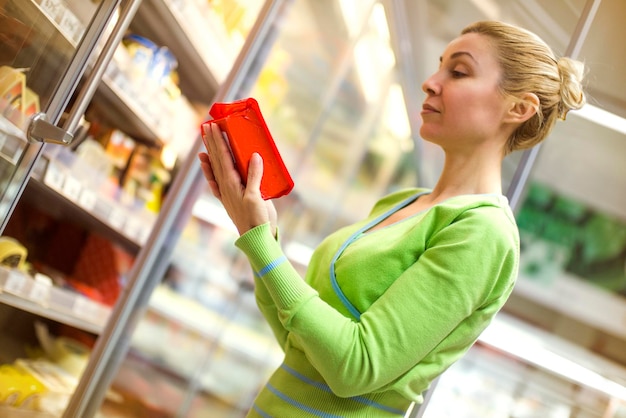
[514,272,626,341]
[23,156,156,254]
[92,75,165,146]
[0,267,109,335]
[129,0,233,105]
[132,285,281,410]
[30,0,86,47]
[23,179,143,255]
[147,285,280,364]
[481,313,626,402]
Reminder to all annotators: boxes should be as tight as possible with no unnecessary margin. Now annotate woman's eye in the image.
[451,70,467,78]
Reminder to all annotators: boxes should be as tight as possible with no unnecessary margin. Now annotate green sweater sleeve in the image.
[236,207,518,398]
[253,275,289,351]
[251,229,290,350]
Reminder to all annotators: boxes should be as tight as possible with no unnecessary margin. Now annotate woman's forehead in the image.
[442,33,495,64]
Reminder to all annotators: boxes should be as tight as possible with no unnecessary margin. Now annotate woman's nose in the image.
[422,74,439,95]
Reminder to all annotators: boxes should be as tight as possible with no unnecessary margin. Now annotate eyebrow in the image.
[439,51,478,64]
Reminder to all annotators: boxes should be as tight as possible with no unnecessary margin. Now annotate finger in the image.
[205,123,235,177]
[198,152,222,198]
[198,152,215,181]
[246,152,264,197]
[201,124,218,168]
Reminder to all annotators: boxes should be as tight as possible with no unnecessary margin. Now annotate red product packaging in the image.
[201,98,294,200]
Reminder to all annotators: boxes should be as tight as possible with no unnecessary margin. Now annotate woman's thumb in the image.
[247,153,264,193]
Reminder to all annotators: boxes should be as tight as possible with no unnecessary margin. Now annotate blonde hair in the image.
[461,21,586,155]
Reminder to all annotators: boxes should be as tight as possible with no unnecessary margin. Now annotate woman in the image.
[199,20,585,417]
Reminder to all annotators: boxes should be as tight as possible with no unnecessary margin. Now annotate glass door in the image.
[0,0,120,230]
[0,1,147,417]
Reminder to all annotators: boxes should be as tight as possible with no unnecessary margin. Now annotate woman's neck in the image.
[427,150,504,202]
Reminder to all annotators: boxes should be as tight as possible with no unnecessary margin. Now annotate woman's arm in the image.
[199,123,287,347]
[253,266,289,350]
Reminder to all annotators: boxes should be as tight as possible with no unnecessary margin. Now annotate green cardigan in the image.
[235,188,519,417]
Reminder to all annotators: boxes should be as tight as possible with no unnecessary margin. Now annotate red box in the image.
[201,98,294,200]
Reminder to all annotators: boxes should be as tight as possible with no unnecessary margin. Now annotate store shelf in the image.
[22,178,144,255]
[129,0,254,105]
[128,0,219,106]
[128,285,281,410]
[95,57,176,145]
[515,272,626,341]
[30,0,87,47]
[480,313,626,402]
[93,75,166,146]
[147,285,280,364]
[0,267,109,335]
[23,155,156,253]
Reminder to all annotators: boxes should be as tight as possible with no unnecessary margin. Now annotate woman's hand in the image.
[198,123,277,236]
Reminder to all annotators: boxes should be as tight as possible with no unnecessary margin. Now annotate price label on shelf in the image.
[43,162,66,192]
[62,176,82,201]
[4,270,26,296]
[78,188,97,212]
[29,281,50,305]
[58,9,82,44]
[137,226,151,245]
[109,207,126,230]
[72,295,100,319]
[113,72,129,92]
[39,0,64,20]
[124,216,142,241]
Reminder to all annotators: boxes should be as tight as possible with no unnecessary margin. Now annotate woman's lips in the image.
[421,103,439,114]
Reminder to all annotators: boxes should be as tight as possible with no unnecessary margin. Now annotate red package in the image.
[201,98,294,200]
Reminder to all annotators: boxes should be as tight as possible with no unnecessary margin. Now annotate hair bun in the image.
[557,57,586,119]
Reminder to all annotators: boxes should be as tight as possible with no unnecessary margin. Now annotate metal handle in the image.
[63,0,144,134]
[27,112,74,144]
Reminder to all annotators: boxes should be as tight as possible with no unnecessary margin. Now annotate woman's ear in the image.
[505,93,539,123]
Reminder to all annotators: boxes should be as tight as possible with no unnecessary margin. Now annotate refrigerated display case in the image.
[0,0,267,415]
[0,1,129,415]
[1,0,626,417]
[416,312,626,418]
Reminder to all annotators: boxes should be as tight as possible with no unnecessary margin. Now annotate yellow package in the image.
[0,364,47,409]
[0,66,25,115]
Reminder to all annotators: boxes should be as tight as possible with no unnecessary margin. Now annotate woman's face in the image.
[420,32,511,152]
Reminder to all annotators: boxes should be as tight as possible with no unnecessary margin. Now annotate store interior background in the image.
[1,0,625,417]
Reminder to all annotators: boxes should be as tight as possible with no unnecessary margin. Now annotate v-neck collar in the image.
[328,191,430,320]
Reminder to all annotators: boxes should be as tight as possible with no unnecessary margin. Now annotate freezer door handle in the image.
[27,112,74,145]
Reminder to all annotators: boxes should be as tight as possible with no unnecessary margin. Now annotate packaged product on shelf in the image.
[14,359,77,415]
[34,322,90,377]
[0,363,46,410]
[22,87,40,118]
[68,233,131,306]
[119,145,171,212]
[0,66,25,125]
[74,138,113,190]
[123,33,158,86]
[101,129,136,183]
[0,236,28,271]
